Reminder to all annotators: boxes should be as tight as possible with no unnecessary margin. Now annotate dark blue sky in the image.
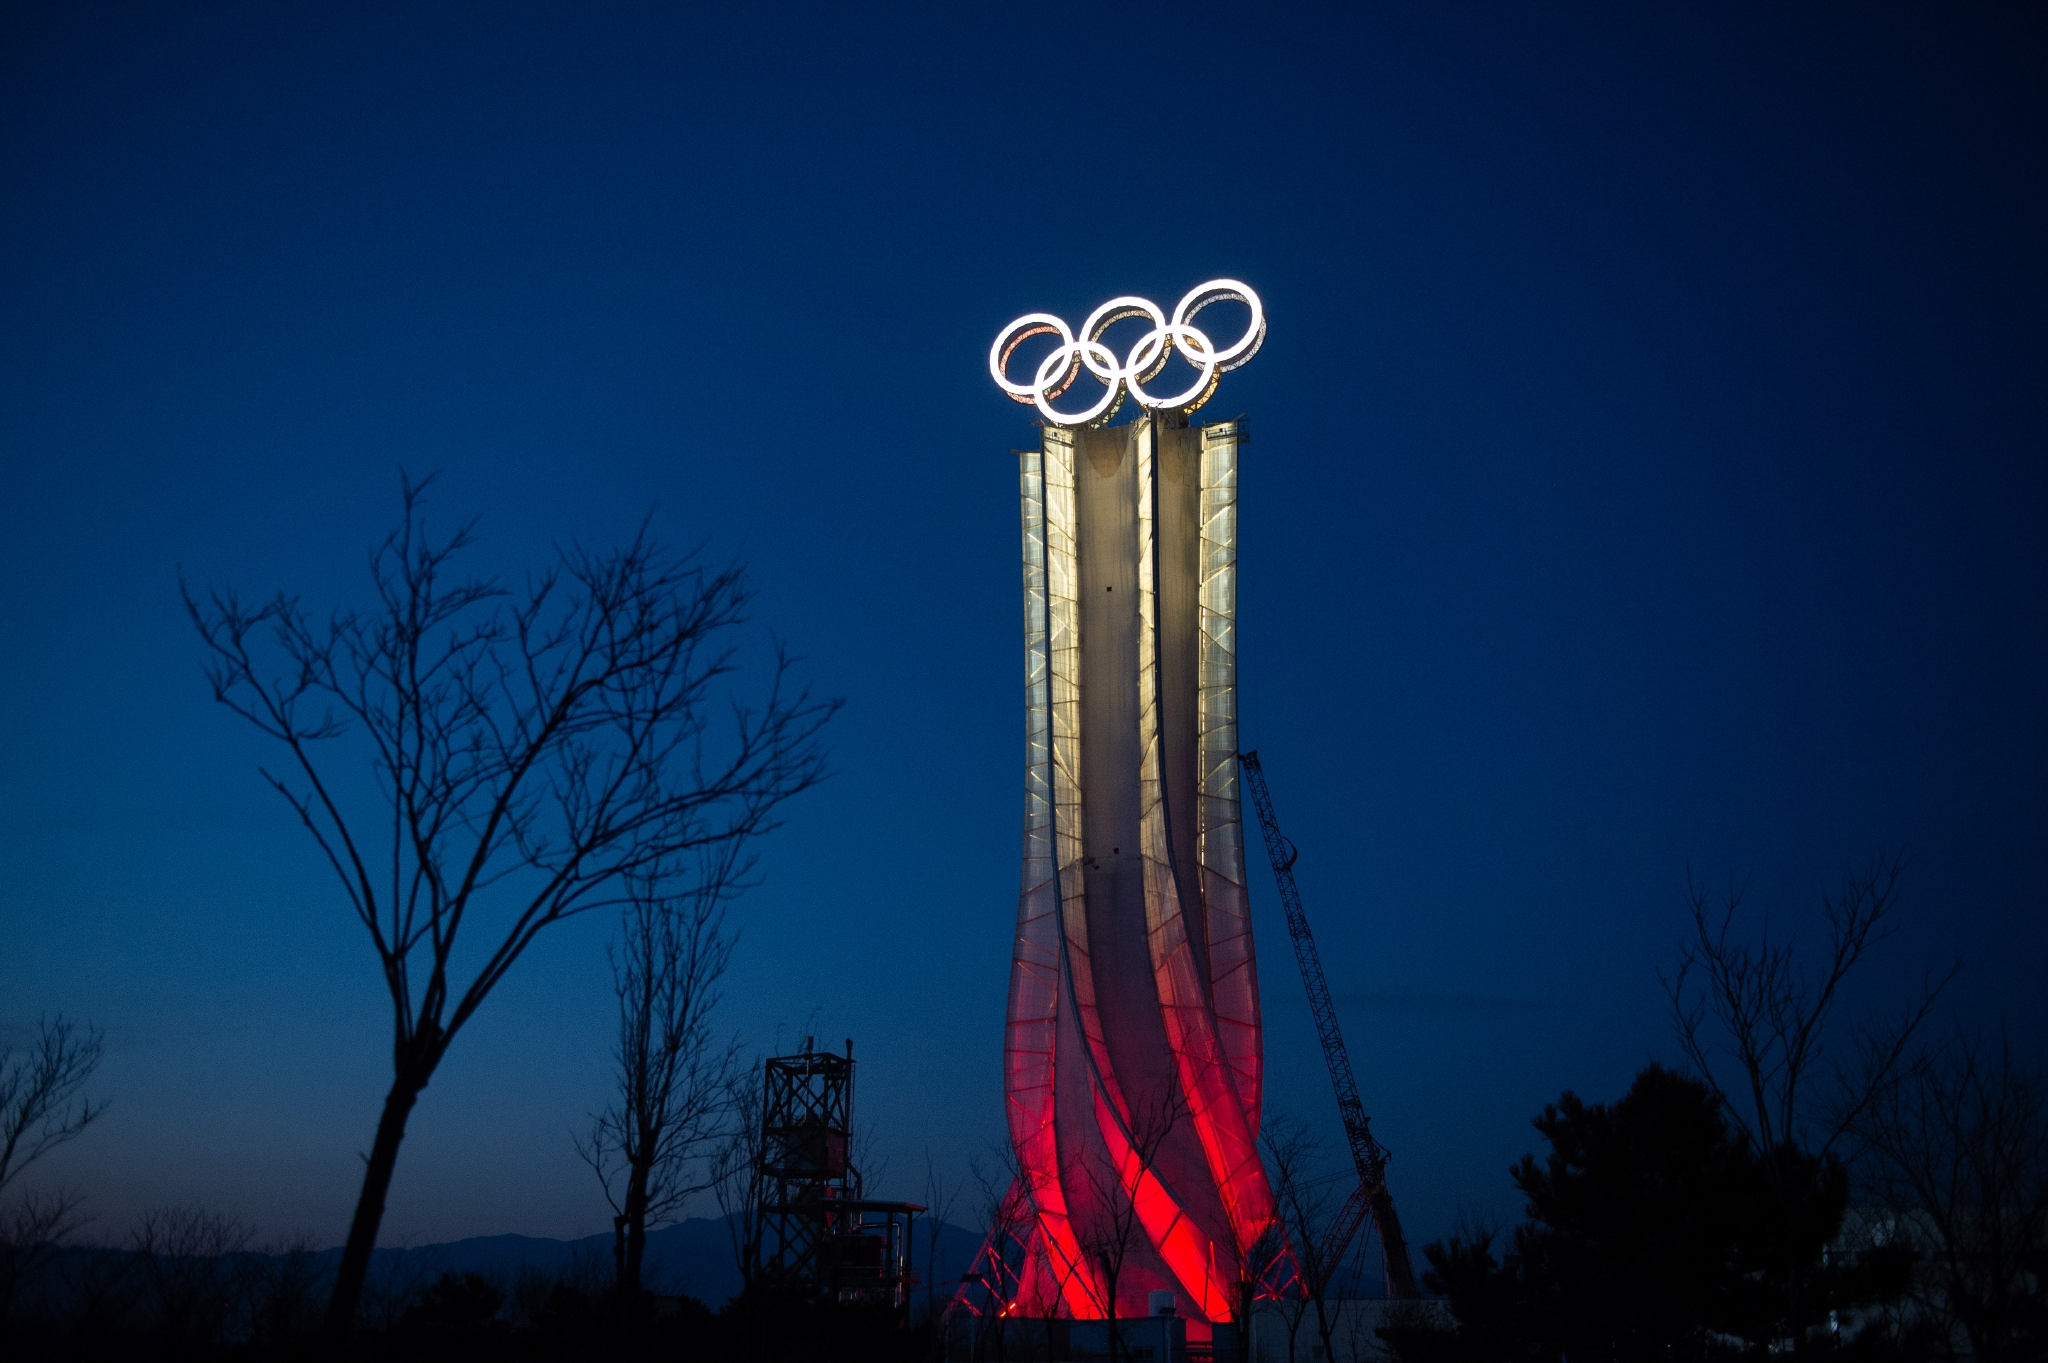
[2,3,2042,1255]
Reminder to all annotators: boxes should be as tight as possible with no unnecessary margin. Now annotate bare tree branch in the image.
[964,1145,1034,1361]
[1659,849,1957,1159]
[1073,1082,1187,1362]
[182,475,838,1336]
[577,844,748,1298]
[0,1017,105,1198]
[1657,848,1961,1349]
[1852,1020,2048,1361]
[919,1150,964,1325]
[0,1187,89,1338]
[712,1063,766,1293]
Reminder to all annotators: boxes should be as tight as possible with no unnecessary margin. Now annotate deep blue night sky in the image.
[2,3,2042,1255]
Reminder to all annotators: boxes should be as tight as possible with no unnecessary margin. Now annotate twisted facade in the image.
[1005,413,1275,1329]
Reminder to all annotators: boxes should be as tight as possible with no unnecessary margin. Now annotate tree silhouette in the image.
[919,1149,963,1325]
[1221,1122,1290,1363]
[579,845,747,1300]
[131,1205,252,1357]
[1854,1021,2048,1360]
[1259,1113,1329,1363]
[1663,851,1954,1350]
[965,1145,1034,1362]
[1382,1065,1916,1362]
[1073,1083,1186,1363]
[1022,1167,1083,1363]
[711,1061,766,1294]
[0,1014,104,1344]
[0,1015,104,1197]
[184,477,836,1336]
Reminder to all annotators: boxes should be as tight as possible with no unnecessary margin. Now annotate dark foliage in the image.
[715,1270,928,1363]
[400,1271,504,1331]
[1380,1065,1918,1363]
[0,1235,930,1362]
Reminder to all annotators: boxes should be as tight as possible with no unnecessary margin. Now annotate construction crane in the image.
[1238,750,1420,1300]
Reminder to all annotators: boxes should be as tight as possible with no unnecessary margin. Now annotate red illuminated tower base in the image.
[1005,413,1274,1333]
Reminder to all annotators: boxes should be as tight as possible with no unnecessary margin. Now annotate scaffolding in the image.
[751,1038,923,1309]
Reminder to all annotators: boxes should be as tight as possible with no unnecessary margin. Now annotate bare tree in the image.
[1262,1112,1350,1363]
[1853,1021,2048,1361]
[60,1232,145,1353]
[0,1016,102,1346]
[1027,1204,1083,1363]
[184,477,837,1336]
[236,1231,331,1352]
[1661,849,1957,1347]
[0,1190,87,1343]
[132,1205,253,1356]
[966,1145,1035,1362]
[0,1016,105,1198]
[920,1149,964,1324]
[1221,1145,1291,1363]
[712,1061,766,1292]
[355,1237,440,1336]
[578,843,748,1300]
[1074,1084,1187,1363]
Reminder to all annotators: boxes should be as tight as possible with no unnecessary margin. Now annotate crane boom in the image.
[1238,750,1419,1300]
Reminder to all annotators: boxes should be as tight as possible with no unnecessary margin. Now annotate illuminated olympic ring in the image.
[989,280,1265,427]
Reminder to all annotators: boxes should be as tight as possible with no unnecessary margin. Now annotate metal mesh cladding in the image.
[1002,415,1275,1327]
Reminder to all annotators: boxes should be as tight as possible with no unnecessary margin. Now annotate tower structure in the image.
[989,281,1278,1333]
[751,1040,921,1308]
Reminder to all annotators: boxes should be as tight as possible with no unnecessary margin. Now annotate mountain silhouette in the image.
[314,1213,985,1308]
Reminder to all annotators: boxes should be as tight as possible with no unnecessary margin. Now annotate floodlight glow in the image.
[1002,408,1276,1327]
[990,280,1265,426]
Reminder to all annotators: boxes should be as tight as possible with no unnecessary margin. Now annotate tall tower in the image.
[991,283,1274,1331]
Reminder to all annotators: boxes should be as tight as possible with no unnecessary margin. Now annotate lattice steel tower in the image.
[750,1040,921,1307]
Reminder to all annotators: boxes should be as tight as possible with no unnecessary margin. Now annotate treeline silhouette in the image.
[1,1224,928,1362]
[1367,859,2046,1362]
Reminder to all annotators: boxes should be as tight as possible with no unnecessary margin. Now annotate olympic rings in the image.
[989,280,1265,427]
